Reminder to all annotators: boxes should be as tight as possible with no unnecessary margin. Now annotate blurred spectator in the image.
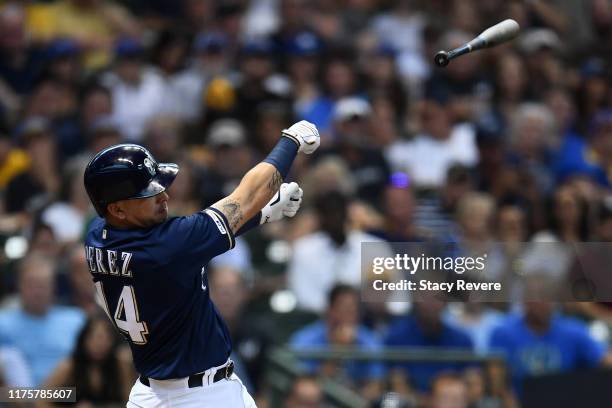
[369,0,428,84]
[0,255,85,385]
[429,372,469,408]
[454,192,496,255]
[575,58,610,131]
[444,303,505,356]
[41,314,134,406]
[29,0,141,70]
[102,38,165,141]
[0,120,29,191]
[0,345,33,387]
[302,55,360,135]
[144,116,182,163]
[285,31,324,125]
[489,301,610,395]
[519,29,566,98]
[79,83,113,135]
[44,38,83,86]
[566,196,612,315]
[477,52,528,139]
[199,118,255,206]
[0,4,45,97]
[41,162,90,245]
[410,164,474,241]
[5,118,60,215]
[507,103,558,194]
[288,191,387,313]
[386,99,477,189]
[283,374,323,408]
[151,29,204,121]
[318,97,391,204]
[368,182,424,245]
[165,159,201,217]
[385,295,473,393]
[362,45,407,118]
[234,38,290,130]
[61,244,97,315]
[19,77,83,159]
[555,109,612,187]
[290,284,384,400]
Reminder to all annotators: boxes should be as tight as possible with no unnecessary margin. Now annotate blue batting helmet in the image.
[84,144,179,216]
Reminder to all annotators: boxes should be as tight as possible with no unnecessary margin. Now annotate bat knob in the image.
[434,50,450,67]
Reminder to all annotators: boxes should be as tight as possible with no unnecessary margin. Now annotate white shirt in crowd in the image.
[288,230,386,313]
[385,123,478,188]
[103,68,166,142]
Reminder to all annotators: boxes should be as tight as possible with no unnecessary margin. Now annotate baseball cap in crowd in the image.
[333,97,372,122]
[16,117,51,137]
[241,38,275,57]
[194,32,229,54]
[285,31,322,57]
[15,117,52,146]
[114,38,145,59]
[519,28,562,54]
[206,119,246,148]
[589,110,612,136]
[46,38,80,60]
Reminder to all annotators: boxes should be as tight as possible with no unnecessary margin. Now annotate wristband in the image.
[263,137,298,179]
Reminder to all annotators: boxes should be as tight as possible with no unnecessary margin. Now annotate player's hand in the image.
[281,120,320,155]
[261,182,303,224]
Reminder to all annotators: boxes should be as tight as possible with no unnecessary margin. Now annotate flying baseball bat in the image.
[434,19,520,67]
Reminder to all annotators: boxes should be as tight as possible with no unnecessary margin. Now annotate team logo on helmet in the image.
[143,158,155,176]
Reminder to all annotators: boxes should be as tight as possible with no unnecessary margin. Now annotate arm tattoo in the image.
[221,199,244,231]
[268,170,283,194]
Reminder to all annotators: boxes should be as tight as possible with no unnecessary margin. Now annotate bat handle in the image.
[434,44,473,67]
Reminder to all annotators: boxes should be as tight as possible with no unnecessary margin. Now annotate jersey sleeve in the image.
[167,208,236,263]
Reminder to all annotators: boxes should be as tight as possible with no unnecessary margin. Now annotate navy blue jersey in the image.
[84,208,235,379]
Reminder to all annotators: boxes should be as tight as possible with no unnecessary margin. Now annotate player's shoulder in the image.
[84,216,106,236]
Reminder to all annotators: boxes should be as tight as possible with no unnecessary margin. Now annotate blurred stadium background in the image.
[0,0,612,407]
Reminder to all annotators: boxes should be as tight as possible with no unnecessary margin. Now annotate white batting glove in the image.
[282,120,320,155]
[261,182,303,224]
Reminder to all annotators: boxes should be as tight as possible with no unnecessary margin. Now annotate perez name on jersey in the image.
[85,245,134,277]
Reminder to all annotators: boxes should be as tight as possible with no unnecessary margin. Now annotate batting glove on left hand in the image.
[282,120,320,155]
[261,182,303,224]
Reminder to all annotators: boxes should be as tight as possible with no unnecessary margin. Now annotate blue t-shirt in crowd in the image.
[0,306,85,385]
[384,315,473,391]
[290,320,385,381]
[554,133,609,186]
[489,314,606,392]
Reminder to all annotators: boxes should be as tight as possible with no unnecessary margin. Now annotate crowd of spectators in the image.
[0,0,612,406]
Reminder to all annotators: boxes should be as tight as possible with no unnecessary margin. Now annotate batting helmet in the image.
[84,144,179,216]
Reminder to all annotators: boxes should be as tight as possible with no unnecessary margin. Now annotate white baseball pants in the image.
[126,372,256,407]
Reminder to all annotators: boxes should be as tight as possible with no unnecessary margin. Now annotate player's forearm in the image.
[213,136,299,232]
[212,121,317,233]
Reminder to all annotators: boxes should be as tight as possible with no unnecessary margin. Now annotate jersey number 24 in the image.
[95,282,149,344]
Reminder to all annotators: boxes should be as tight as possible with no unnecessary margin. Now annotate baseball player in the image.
[83,120,320,407]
